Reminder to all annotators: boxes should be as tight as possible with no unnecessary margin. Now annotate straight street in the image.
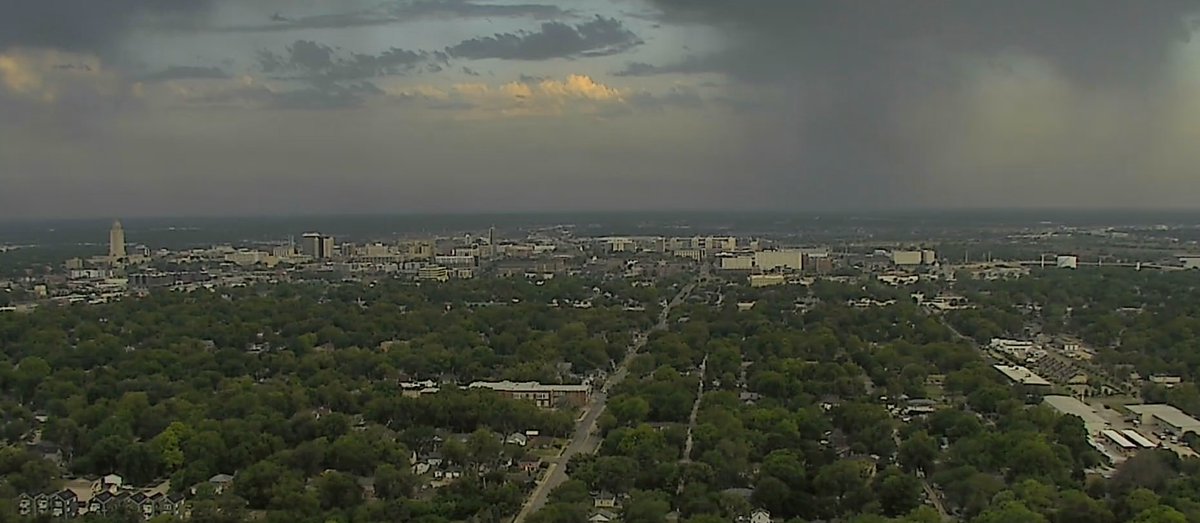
[512,280,697,522]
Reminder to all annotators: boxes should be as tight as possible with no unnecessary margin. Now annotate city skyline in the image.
[4,1,1200,219]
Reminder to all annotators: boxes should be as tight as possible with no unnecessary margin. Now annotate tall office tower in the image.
[301,233,323,258]
[321,236,335,259]
[488,226,496,258]
[109,220,127,259]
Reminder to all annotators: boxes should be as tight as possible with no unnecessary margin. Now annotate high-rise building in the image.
[301,233,321,258]
[109,220,126,259]
[301,233,335,260]
[488,226,496,258]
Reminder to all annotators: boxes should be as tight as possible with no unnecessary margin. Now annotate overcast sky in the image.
[3,1,1200,219]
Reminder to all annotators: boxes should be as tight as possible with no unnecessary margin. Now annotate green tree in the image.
[374,463,416,500]
[150,422,191,472]
[877,467,922,517]
[899,431,938,474]
[1054,489,1114,523]
[973,501,1049,523]
[234,461,286,509]
[316,471,363,510]
[1131,506,1187,523]
[623,490,670,523]
[548,479,591,504]
[467,428,502,468]
[527,503,588,523]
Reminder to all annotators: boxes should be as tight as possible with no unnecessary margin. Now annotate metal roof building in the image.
[1043,395,1108,433]
[1126,404,1200,436]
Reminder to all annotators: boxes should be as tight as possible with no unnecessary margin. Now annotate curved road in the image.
[513,280,696,522]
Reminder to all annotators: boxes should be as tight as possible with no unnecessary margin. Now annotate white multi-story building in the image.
[417,265,449,282]
[754,249,803,271]
[719,254,754,270]
[434,255,475,267]
[891,250,923,266]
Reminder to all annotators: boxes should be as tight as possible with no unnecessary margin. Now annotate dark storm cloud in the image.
[141,66,231,82]
[391,0,566,20]
[644,0,1200,207]
[446,16,641,60]
[222,0,567,32]
[646,0,1200,84]
[258,40,441,80]
[0,0,214,53]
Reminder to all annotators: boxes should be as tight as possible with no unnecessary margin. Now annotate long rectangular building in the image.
[994,364,1052,387]
[1043,395,1108,434]
[1126,404,1200,437]
[468,381,590,408]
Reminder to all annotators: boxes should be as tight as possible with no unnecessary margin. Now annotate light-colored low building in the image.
[748,274,786,287]
[994,364,1053,388]
[1056,255,1078,269]
[754,249,803,271]
[892,250,923,266]
[1149,375,1183,388]
[720,255,755,271]
[1121,429,1157,449]
[1043,395,1108,434]
[468,381,590,408]
[1101,429,1138,453]
[1126,404,1200,437]
[417,265,449,282]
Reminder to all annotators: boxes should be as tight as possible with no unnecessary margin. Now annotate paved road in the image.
[680,355,707,464]
[513,281,696,522]
[891,429,950,521]
[676,355,707,495]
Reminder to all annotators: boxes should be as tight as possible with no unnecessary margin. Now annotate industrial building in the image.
[1101,429,1138,453]
[1126,404,1200,437]
[1043,395,1108,434]
[993,364,1053,388]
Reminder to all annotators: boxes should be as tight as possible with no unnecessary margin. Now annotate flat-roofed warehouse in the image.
[1043,395,1108,434]
[1101,429,1138,452]
[1121,429,1157,449]
[1126,404,1200,437]
[994,364,1052,387]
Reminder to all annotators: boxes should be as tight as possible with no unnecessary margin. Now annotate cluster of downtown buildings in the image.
[0,220,963,311]
[14,218,1198,313]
